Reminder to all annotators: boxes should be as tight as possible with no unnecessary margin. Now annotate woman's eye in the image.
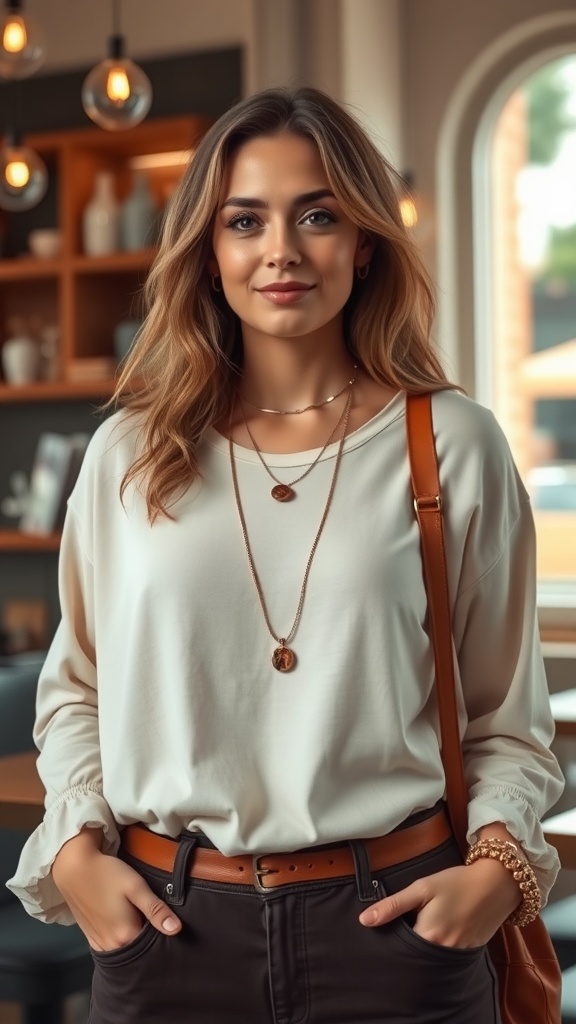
[228,213,258,231]
[302,209,335,227]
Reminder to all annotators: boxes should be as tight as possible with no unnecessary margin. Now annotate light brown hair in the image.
[112,86,451,520]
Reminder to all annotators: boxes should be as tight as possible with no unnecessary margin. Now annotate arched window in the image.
[486,55,576,585]
[436,15,576,626]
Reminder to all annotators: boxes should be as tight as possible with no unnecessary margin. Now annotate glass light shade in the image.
[0,6,45,78]
[0,141,48,210]
[82,56,152,131]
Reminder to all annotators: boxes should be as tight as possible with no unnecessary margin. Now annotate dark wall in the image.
[0,48,242,643]
[1,48,243,132]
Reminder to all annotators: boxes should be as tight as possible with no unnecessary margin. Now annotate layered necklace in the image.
[229,376,354,672]
[237,366,354,501]
[241,366,357,416]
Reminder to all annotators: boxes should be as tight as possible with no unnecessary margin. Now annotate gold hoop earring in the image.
[211,274,222,293]
[356,264,370,280]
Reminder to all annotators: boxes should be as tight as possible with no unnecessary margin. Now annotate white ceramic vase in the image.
[1,335,42,385]
[82,171,119,256]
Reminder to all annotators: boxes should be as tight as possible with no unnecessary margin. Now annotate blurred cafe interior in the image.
[0,2,575,1021]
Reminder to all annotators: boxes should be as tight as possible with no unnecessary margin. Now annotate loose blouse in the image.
[8,390,564,923]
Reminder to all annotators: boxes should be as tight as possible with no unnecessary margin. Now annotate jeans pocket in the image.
[90,919,159,967]
[392,915,486,963]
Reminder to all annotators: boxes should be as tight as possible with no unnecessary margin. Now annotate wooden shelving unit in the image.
[71,249,156,274]
[0,531,61,552]
[0,260,64,281]
[0,114,212,554]
[0,380,116,402]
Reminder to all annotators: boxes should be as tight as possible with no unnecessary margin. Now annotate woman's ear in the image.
[207,256,219,277]
[354,231,375,272]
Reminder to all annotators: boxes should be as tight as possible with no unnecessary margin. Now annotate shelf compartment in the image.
[66,115,210,258]
[0,276,60,327]
[72,249,156,275]
[72,270,147,361]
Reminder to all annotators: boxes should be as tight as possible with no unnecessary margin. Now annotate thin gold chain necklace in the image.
[240,365,357,416]
[229,382,354,673]
[239,373,354,502]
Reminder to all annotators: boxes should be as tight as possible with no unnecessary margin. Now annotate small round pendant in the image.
[272,646,296,672]
[271,484,295,502]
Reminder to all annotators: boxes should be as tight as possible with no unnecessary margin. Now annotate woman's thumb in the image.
[133,882,182,935]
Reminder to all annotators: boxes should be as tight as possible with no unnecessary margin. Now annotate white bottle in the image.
[82,171,119,256]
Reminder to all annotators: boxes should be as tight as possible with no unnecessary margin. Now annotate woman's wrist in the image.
[52,827,105,885]
[465,835,541,927]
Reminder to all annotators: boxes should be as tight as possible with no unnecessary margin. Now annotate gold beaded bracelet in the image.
[465,838,541,927]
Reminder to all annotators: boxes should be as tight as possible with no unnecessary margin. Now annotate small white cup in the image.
[28,229,62,259]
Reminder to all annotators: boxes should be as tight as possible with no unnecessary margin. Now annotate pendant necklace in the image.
[229,380,354,672]
[240,366,356,416]
[239,374,354,502]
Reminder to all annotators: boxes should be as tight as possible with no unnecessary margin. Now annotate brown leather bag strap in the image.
[405,392,469,854]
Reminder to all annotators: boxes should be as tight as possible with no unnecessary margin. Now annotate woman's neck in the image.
[238,329,354,413]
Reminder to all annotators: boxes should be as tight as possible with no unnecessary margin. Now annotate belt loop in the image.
[348,839,379,903]
[164,835,198,906]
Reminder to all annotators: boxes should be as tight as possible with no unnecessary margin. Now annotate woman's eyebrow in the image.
[220,189,336,211]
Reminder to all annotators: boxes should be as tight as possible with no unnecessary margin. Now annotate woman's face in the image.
[210,132,372,344]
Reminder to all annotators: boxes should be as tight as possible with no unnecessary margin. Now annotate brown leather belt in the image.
[121,807,452,893]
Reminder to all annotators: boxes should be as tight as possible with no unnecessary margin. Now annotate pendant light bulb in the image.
[4,15,26,52]
[82,34,152,131]
[0,1,45,79]
[400,195,418,229]
[400,171,418,229]
[0,133,48,211]
[399,171,435,247]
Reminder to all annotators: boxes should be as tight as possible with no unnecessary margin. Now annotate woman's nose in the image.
[264,222,301,268]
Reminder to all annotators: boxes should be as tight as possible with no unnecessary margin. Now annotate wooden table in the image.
[0,750,45,829]
[544,808,576,870]
[550,688,576,738]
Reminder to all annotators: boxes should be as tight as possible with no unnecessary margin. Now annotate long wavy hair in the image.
[112,86,451,521]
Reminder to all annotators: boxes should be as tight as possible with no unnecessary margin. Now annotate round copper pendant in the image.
[272,646,296,672]
[271,484,295,502]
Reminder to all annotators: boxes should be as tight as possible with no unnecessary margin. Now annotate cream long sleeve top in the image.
[8,390,564,924]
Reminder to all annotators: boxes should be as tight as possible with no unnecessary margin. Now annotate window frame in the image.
[435,14,576,628]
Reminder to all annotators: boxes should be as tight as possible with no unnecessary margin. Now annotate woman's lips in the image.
[257,284,315,305]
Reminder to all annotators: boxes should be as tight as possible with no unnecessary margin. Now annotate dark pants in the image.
[88,829,501,1024]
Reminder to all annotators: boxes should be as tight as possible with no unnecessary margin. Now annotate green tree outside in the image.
[523,57,576,285]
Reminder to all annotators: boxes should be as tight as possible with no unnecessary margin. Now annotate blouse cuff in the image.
[466,785,560,906]
[5,784,120,925]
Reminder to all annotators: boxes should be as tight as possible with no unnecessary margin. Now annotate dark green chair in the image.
[0,662,93,1024]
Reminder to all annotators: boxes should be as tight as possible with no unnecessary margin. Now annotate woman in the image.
[8,87,563,1024]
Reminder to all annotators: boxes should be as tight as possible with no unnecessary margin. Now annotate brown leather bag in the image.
[406,392,562,1024]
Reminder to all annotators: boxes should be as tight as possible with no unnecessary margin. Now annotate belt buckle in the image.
[252,854,279,893]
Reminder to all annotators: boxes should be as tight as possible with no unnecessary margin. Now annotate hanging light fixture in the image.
[0,128,48,211]
[0,0,45,79]
[399,171,435,248]
[399,172,419,229]
[82,0,152,132]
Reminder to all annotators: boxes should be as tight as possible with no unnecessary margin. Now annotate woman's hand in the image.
[358,857,522,948]
[51,828,182,952]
